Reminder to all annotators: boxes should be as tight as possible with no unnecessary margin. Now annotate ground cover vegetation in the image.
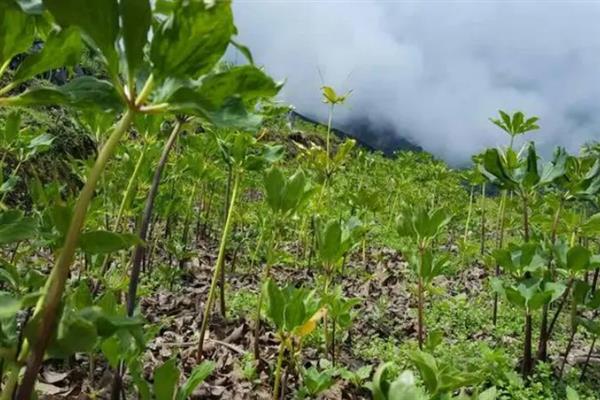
[1,1,600,399]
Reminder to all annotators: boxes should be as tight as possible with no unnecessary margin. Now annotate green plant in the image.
[489,110,539,149]
[491,243,566,378]
[370,357,496,400]
[321,85,351,176]
[253,166,314,359]
[297,365,335,399]
[150,358,214,400]
[264,279,325,400]
[396,206,452,348]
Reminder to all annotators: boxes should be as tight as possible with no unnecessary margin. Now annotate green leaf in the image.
[522,143,540,188]
[150,0,234,80]
[284,290,305,331]
[164,66,280,128]
[54,311,98,355]
[15,0,43,14]
[154,358,180,400]
[281,169,307,214]
[318,220,342,263]
[566,386,580,400]
[539,147,567,185]
[43,0,119,72]
[264,167,284,212]
[79,230,141,254]
[371,363,393,400]
[120,0,151,78]
[100,336,120,368]
[2,87,69,107]
[0,293,21,318]
[2,111,21,147]
[130,359,152,400]
[195,65,281,109]
[567,246,591,272]
[230,39,254,64]
[0,0,35,67]
[72,282,93,309]
[59,77,123,111]
[499,110,512,133]
[4,77,122,110]
[0,210,37,244]
[581,213,600,235]
[266,279,285,330]
[407,350,438,394]
[505,286,526,309]
[388,370,428,400]
[480,148,516,189]
[177,361,214,400]
[13,27,83,84]
[478,387,497,400]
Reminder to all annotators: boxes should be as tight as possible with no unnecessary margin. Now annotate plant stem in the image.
[522,312,533,378]
[220,165,234,318]
[547,278,574,339]
[272,339,286,400]
[96,141,148,289]
[417,246,425,349]
[127,120,182,317]
[325,104,334,175]
[537,199,564,361]
[0,364,19,400]
[14,109,135,400]
[559,328,576,380]
[480,183,486,255]
[253,226,278,360]
[463,186,474,243]
[579,337,596,381]
[522,193,529,243]
[197,171,240,359]
[134,74,154,107]
[0,160,24,204]
[0,59,11,78]
[493,191,508,326]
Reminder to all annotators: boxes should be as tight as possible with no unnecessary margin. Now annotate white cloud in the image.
[233,0,600,165]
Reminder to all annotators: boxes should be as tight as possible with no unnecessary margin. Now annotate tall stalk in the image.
[480,183,486,255]
[463,186,474,243]
[272,339,286,400]
[96,141,149,284]
[522,312,533,378]
[417,244,425,349]
[14,109,135,400]
[253,227,278,360]
[198,171,240,359]
[220,165,233,318]
[521,191,533,378]
[493,191,507,325]
[179,184,198,267]
[127,120,182,316]
[537,198,564,361]
[110,121,182,400]
[325,103,334,175]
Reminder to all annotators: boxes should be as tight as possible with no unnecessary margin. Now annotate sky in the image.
[232,0,600,166]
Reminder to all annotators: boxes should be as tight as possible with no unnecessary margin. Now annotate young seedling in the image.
[491,243,566,378]
[321,86,351,176]
[489,110,539,150]
[264,279,326,400]
[396,206,452,349]
[253,166,314,360]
